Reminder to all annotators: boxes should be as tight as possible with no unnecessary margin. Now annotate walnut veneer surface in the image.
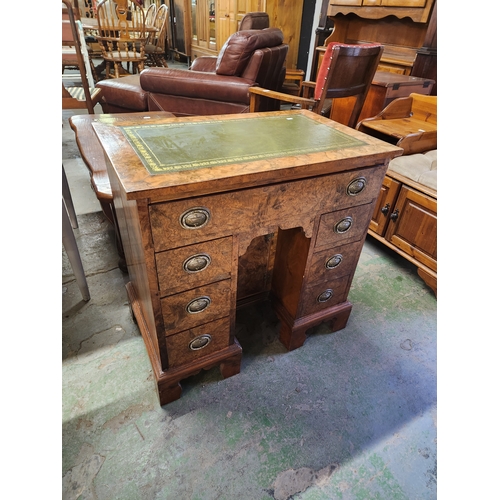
[93,109,402,405]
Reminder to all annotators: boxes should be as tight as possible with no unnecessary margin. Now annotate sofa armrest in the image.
[140,68,255,103]
[190,56,217,73]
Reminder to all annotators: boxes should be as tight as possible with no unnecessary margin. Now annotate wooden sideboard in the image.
[93,110,401,405]
[311,0,437,84]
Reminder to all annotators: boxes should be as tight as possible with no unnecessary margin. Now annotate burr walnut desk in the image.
[92,109,402,405]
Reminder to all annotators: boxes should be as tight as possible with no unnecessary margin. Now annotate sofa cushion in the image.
[388,149,437,192]
[215,28,284,77]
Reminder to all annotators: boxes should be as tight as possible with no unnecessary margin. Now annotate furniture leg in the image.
[62,165,78,229]
[62,198,90,301]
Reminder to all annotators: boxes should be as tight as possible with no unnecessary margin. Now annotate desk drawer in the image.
[161,279,232,335]
[156,237,233,296]
[165,317,231,368]
[149,165,386,252]
[305,240,364,288]
[299,275,351,317]
[314,204,374,250]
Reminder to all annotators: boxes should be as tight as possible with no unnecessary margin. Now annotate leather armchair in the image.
[97,28,288,116]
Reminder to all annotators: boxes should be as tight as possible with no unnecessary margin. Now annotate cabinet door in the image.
[384,185,437,271]
[216,0,235,50]
[369,176,401,236]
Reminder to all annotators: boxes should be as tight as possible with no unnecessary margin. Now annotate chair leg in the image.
[62,198,90,301]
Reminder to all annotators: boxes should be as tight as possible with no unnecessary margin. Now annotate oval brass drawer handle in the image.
[346,177,367,196]
[180,207,211,229]
[189,334,212,351]
[317,289,333,303]
[325,254,343,269]
[183,253,211,273]
[186,296,211,314]
[334,216,353,234]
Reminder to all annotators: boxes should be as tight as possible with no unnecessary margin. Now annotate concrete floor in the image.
[62,104,437,499]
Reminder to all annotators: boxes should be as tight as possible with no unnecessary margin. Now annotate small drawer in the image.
[150,197,231,252]
[299,274,351,318]
[161,279,232,335]
[305,240,364,288]
[156,237,233,296]
[314,203,374,250]
[165,317,231,369]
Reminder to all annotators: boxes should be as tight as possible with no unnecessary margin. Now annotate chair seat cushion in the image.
[388,149,437,191]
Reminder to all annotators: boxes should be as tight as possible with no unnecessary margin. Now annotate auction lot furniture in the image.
[92,109,401,405]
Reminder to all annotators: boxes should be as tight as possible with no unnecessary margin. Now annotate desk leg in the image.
[273,299,353,351]
[156,342,242,406]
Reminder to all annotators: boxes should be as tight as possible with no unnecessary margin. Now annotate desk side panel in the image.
[106,159,168,371]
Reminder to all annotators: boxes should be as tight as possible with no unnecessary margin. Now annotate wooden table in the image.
[93,109,402,405]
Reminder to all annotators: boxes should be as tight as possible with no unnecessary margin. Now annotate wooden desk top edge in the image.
[92,110,403,202]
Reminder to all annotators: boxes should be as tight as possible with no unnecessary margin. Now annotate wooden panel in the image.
[165,317,231,368]
[237,233,276,303]
[161,279,232,335]
[266,0,303,69]
[368,175,401,235]
[382,0,426,7]
[156,236,233,296]
[385,185,437,270]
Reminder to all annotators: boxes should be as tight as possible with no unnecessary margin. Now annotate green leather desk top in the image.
[120,113,367,175]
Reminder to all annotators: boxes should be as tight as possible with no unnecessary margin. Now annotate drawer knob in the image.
[317,289,333,303]
[334,217,353,234]
[186,296,211,314]
[390,209,399,222]
[183,253,211,273]
[189,334,212,351]
[325,254,343,269]
[346,177,367,196]
[381,203,390,215]
[180,207,211,229]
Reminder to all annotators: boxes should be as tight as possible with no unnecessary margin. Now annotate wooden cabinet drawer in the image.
[156,237,233,296]
[165,317,231,369]
[298,275,351,317]
[315,203,375,250]
[305,240,364,288]
[161,279,232,335]
[149,165,386,252]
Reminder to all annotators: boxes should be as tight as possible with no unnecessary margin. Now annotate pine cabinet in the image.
[368,171,437,294]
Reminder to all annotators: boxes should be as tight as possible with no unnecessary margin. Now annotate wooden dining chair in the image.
[95,0,147,79]
[249,42,383,128]
[145,3,157,27]
[62,0,101,113]
[145,3,169,67]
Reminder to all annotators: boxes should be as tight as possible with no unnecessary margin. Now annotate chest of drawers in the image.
[94,110,401,405]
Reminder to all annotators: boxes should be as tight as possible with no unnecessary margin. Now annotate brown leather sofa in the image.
[97,27,288,116]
